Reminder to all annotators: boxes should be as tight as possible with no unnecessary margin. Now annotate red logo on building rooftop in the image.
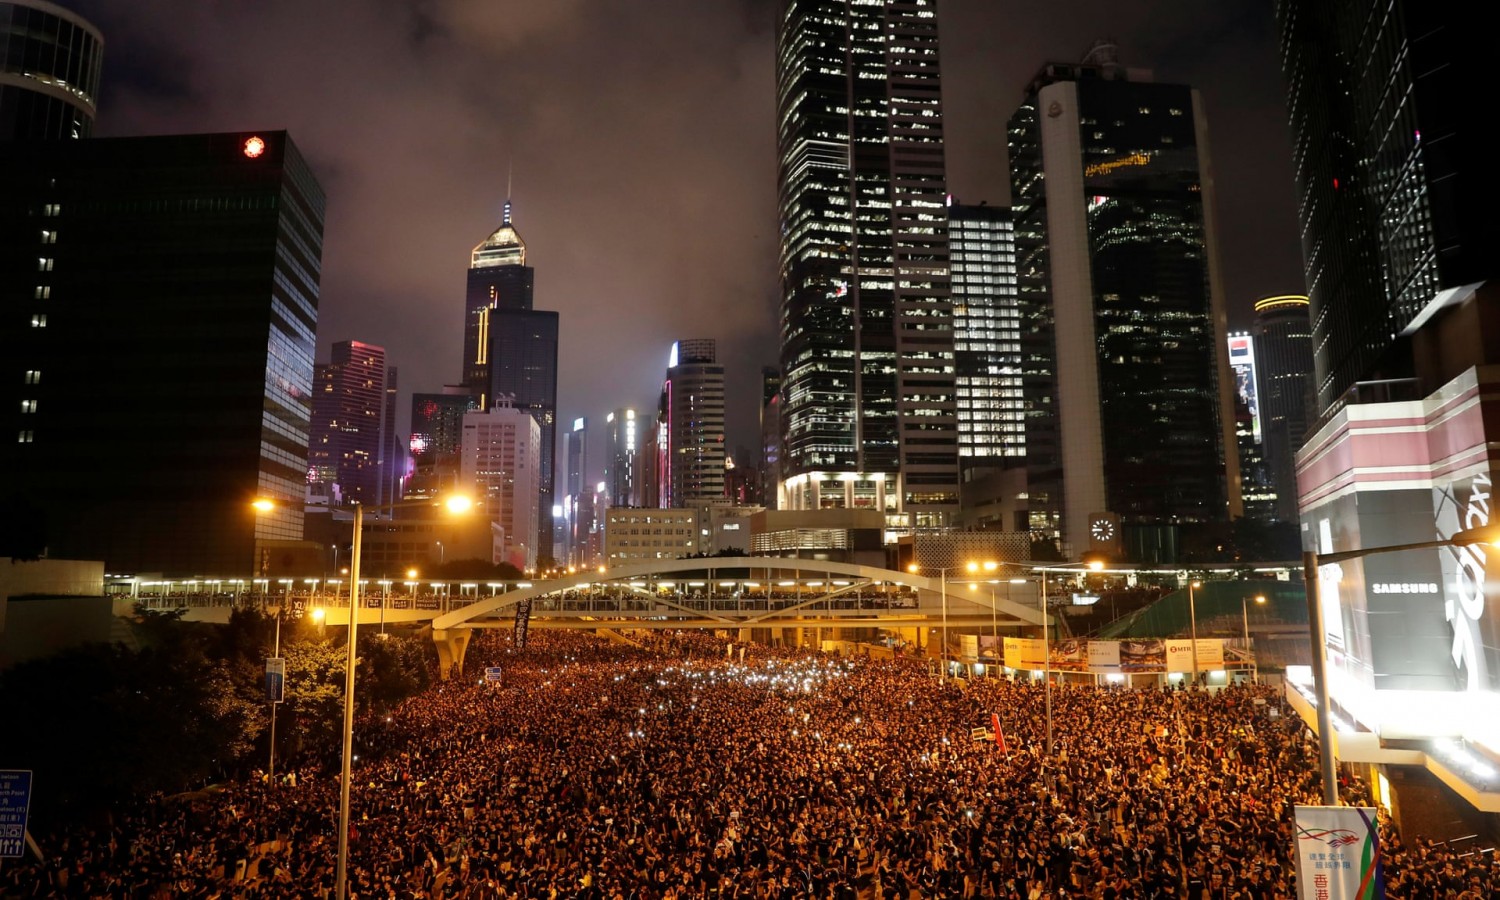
[243,136,266,158]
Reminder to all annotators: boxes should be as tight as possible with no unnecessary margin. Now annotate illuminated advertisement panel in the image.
[1227,334,1260,441]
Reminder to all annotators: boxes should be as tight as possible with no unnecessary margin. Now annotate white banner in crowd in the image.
[1002,637,1046,669]
[1294,805,1384,900]
[1165,639,1225,670]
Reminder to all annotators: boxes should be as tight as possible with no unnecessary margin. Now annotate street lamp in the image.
[1243,594,1266,683]
[253,492,472,899]
[1188,580,1203,685]
[967,561,1000,673]
[907,562,955,682]
[1302,524,1500,805]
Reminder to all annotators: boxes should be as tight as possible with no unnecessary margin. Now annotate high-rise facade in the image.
[1008,43,1238,560]
[408,389,477,498]
[486,306,558,557]
[0,131,324,574]
[0,1,102,140]
[949,202,1023,468]
[1253,294,1315,522]
[463,199,532,396]
[460,400,540,571]
[380,366,402,505]
[562,417,587,566]
[1276,1,1498,413]
[775,0,957,525]
[604,408,639,509]
[660,340,726,508]
[759,368,782,507]
[308,340,387,507]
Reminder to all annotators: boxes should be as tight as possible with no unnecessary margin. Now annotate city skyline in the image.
[71,0,1304,466]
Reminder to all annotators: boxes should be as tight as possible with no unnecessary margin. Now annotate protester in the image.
[3,628,1495,898]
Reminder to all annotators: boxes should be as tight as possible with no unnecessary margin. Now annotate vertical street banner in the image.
[1294,805,1385,900]
[264,657,285,704]
[0,769,32,858]
[514,597,533,649]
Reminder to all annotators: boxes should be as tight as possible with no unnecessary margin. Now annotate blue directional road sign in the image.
[0,769,33,858]
[484,667,504,683]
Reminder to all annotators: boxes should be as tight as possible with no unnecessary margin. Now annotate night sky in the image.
[73,0,1303,472]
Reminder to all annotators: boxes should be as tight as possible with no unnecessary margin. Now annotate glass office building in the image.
[1008,43,1237,560]
[0,1,102,140]
[949,203,1022,467]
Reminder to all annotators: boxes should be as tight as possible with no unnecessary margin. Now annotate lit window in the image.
[24,371,41,384]
[31,314,47,328]
[37,258,53,272]
[21,400,37,414]
[43,203,60,216]
[18,431,34,443]
[40,229,57,244]
[34,286,50,300]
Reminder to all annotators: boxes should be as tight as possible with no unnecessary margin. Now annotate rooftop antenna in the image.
[502,160,513,225]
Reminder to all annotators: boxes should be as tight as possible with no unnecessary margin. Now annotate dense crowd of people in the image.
[4,628,1497,898]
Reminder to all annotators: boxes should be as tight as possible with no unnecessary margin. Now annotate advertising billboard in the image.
[1228,333,1260,442]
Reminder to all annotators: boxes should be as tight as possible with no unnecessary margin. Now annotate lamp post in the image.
[1301,525,1500,805]
[1188,580,1202,685]
[254,493,472,899]
[1242,594,1266,684]
[967,560,1001,674]
[906,562,956,682]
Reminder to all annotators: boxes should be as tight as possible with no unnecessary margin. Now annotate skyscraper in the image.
[563,417,587,566]
[661,340,725,508]
[775,0,957,525]
[1276,1,1498,413]
[408,389,477,497]
[604,408,639,509]
[1008,42,1238,560]
[486,306,558,557]
[380,365,403,505]
[460,400,540,571]
[758,368,781,507]
[308,340,387,507]
[0,131,324,574]
[0,1,102,140]
[949,202,1023,468]
[462,198,559,562]
[1253,294,1314,521]
[463,199,532,396]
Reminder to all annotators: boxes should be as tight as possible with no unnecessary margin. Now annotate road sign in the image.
[265,657,286,703]
[484,667,504,683]
[0,769,33,858]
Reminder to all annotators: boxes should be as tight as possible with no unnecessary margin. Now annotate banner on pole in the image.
[991,713,1007,752]
[1293,805,1384,900]
[264,658,285,704]
[514,597,533,649]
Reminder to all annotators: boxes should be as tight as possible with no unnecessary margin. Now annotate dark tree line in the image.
[0,607,437,822]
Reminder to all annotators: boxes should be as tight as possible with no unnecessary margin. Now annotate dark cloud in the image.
[73,0,1300,459]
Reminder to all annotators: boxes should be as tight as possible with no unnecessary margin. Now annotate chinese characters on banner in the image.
[1294,805,1384,900]
[1001,638,1232,674]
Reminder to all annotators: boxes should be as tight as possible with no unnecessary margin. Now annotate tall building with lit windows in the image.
[460,400,540,571]
[775,0,957,527]
[0,131,324,574]
[0,1,103,140]
[308,340,388,507]
[948,202,1022,466]
[1275,1,1498,415]
[462,198,558,561]
[604,407,639,508]
[660,340,726,508]
[1008,42,1238,562]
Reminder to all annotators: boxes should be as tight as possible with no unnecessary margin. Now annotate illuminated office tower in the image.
[1008,41,1238,561]
[0,1,103,140]
[562,417,587,566]
[408,388,477,498]
[380,365,402,505]
[660,340,725,508]
[949,202,1023,467]
[308,340,387,506]
[759,368,781,507]
[463,199,532,396]
[460,400,540,571]
[1277,1,1497,413]
[0,131,324,573]
[1252,294,1314,521]
[604,408,639,508]
[775,0,957,525]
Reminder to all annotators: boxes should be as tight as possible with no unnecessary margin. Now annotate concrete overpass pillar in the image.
[433,628,472,681]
